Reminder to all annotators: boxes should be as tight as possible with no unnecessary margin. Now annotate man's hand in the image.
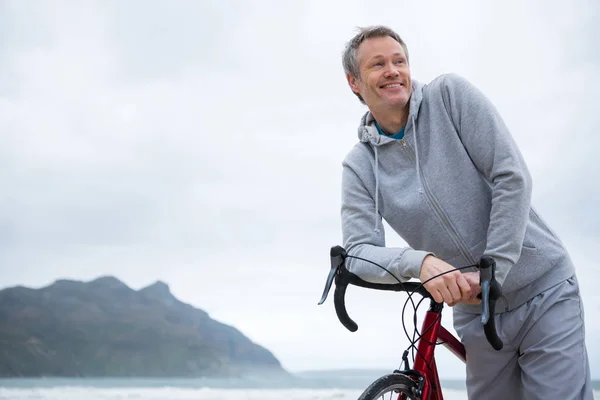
[419,255,476,306]
[461,271,482,305]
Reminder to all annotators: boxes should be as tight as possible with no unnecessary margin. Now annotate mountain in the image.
[0,276,286,378]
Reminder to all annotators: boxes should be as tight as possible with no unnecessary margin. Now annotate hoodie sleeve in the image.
[441,74,533,286]
[341,155,433,283]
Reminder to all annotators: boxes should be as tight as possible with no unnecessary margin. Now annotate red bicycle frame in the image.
[404,304,466,400]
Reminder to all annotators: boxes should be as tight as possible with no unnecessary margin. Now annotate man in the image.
[339,25,593,399]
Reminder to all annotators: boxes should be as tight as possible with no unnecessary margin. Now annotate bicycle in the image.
[318,245,503,400]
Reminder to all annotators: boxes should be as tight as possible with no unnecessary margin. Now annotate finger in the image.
[438,285,454,305]
[423,281,442,303]
[469,282,482,300]
[446,279,463,304]
[456,275,472,301]
[432,289,444,304]
[463,273,481,298]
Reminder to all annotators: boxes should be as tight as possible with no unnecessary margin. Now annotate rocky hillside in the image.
[0,277,286,378]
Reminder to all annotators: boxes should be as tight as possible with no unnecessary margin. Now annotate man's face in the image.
[347,36,411,110]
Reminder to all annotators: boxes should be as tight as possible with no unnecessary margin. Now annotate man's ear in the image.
[346,73,360,95]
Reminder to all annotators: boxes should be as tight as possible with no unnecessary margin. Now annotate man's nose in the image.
[383,63,399,78]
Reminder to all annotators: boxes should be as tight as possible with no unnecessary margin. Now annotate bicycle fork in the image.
[400,302,463,400]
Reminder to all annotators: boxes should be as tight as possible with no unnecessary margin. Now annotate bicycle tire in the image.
[358,373,420,400]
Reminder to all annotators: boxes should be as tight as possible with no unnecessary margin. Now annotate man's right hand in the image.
[419,255,472,306]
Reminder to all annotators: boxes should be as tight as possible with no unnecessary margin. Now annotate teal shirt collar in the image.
[375,121,405,140]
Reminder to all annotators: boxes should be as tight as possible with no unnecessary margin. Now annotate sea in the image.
[0,377,598,400]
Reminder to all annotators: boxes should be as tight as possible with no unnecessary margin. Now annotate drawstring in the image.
[412,115,423,191]
[374,145,380,234]
[363,128,382,234]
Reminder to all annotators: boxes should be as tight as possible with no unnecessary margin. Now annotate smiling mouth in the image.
[380,83,403,89]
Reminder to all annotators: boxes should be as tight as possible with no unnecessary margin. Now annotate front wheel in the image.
[358,373,421,400]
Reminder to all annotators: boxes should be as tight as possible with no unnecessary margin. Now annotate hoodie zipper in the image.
[399,139,476,265]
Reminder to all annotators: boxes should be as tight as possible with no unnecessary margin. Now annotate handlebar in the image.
[318,245,503,351]
[478,256,503,350]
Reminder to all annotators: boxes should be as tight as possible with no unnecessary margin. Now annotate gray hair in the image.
[342,25,409,103]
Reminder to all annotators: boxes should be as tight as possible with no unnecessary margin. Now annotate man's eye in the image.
[395,60,404,65]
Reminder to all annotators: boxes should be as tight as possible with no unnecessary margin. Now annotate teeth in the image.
[382,84,401,88]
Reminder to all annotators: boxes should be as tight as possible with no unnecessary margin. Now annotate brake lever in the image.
[479,256,503,350]
[318,245,347,305]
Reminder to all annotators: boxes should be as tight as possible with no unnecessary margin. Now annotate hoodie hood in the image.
[357,79,425,145]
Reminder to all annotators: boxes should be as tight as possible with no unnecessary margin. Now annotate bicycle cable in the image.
[345,254,478,372]
[403,265,478,367]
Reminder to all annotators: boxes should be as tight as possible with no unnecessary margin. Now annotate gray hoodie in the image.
[341,73,575,314]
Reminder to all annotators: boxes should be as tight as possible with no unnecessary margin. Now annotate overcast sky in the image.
[1,0,599,379]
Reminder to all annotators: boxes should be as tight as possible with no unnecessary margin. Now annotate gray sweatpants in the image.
[453,276,593,400]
